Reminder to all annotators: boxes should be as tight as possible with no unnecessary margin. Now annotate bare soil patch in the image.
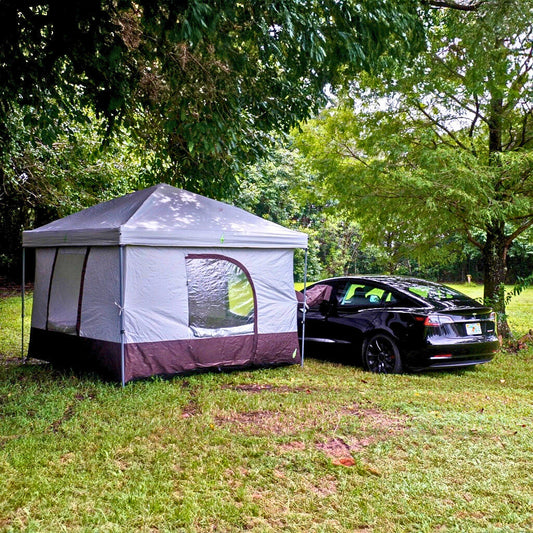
[221,383,312,394]
[0,357,44,367]
[214,410,296,436]
[315,406,409,467]
[340,405,410,432]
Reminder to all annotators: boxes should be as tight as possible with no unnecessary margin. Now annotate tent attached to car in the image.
[22,184,308,384]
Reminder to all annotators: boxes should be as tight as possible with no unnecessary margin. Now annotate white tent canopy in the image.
[23,184,308,383]
[23,184,308,248]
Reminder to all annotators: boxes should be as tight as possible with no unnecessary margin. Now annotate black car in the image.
[298,276,499,373]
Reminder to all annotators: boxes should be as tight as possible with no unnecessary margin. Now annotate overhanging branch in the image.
[424,0,484,11]
[506,217,533,247]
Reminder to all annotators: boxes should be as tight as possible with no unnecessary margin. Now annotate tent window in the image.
[186,256,255,338]
[47,248,88,335]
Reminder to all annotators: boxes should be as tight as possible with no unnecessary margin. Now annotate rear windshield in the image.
[406,282,473,305]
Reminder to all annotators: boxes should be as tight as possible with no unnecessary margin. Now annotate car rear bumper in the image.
[405,337,500,371]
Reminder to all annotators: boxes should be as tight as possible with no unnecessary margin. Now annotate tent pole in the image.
[21,247,25,362]
[119,245,125,388]
[300,247,309,368]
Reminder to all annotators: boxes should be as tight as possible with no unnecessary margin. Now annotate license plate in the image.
[466,322,482,335]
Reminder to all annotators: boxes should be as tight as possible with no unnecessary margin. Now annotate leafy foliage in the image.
[295,0,533,336]
[0,0,425,194]
[0,0,426,278]
[0,108,143,276]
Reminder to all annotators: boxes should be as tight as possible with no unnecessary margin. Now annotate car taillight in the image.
[423,315,453,327]
[424,316,440,327]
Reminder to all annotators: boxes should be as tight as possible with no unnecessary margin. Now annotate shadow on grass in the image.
[303,342,485,378]
[0,356,300,390]
[0,357,112,389]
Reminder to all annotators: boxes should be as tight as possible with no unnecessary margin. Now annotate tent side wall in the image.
[27,244,301,383]
[27,247,123,379]
[122,246,301,382]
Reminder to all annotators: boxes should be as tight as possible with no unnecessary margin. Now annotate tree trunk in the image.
[482,221,511,339]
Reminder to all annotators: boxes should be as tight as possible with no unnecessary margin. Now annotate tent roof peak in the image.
[23,184,308,249]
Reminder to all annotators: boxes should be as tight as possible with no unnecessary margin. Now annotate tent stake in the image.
[21,247,25,362]
[300,247,308,368]
[119,245,125,387]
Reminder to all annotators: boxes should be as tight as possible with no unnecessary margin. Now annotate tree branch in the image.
[424,0,484,11]
[506,218,533,247]
[414,102,471,152]
[465,226,483,250]
[518,111,533,149]
[336,140,373,169]
[437,88,490,127]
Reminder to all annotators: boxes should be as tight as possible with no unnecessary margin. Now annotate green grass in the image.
[0,292,32,360]
[0,291,532,532]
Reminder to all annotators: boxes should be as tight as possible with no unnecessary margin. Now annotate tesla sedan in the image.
[298,276,499,373]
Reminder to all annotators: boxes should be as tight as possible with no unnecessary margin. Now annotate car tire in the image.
[362,334,403,374]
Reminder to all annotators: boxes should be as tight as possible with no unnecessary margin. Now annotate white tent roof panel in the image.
[23,184,308,248]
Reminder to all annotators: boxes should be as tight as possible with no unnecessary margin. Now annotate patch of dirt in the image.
[340,405,409,433]
[221,383,312,394]
[314,406,409,468]
[0,352,50,366]
[279,440,306,452]
[310,475,338,497]
[181,399,201,418]
[316,436,351,457]
[316,437,383,472]
[0,356,46,367]
[180,386,201,418]
[214,410,293,436]
[316,437,357,467]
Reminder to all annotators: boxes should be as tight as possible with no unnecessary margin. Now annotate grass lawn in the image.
[0,289,532,532]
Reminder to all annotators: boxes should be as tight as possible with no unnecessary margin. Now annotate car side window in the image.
[338,283,397,307]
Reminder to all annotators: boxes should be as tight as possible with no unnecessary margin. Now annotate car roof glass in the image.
[402,281,473,304]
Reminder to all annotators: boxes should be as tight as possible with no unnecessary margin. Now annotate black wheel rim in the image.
[366,337,397,373]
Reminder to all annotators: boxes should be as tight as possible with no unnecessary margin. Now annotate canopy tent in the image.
[23,184,308,384]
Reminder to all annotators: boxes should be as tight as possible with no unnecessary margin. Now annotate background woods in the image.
[1,1,532,337]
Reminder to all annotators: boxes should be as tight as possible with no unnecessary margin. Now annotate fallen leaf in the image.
[332,457,356,467]
[364,464,381,476]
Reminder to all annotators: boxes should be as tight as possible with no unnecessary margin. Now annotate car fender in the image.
[360,327,400,348]
[368,310,417,350]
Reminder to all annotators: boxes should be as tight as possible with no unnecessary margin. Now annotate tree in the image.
[0,107,144,277]
[295,0,533,337]
[0,0,425,194]
[0,0,426,279]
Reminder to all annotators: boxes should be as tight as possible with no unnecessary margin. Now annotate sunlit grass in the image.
[0,291,532,532]
[447,283,531,337]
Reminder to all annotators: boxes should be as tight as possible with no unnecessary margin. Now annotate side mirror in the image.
[319,300,335,317]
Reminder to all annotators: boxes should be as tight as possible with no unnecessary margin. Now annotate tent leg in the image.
[300,248,309,368]
[119,245,126,387]
[21,247,26,362]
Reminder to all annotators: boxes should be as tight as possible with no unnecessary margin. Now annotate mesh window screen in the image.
[186,257,255,338]
[47,248,87,334]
